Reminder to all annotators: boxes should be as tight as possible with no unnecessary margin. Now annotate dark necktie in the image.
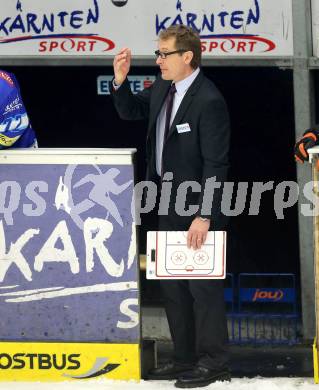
[163,83,177,142]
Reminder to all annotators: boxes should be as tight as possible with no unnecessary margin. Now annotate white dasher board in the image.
[147,231,226,279]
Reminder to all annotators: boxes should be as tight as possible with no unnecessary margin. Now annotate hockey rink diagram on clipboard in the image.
[146,231,226,279]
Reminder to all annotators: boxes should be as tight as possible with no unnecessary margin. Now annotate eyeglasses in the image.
[155,49,187,59]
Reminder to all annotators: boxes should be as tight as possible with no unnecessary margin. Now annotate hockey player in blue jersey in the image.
[0,69,37,149]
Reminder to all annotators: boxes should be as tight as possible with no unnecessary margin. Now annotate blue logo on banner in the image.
[16,0,22,12]
[0,0,115,53]
[155,0,277,54]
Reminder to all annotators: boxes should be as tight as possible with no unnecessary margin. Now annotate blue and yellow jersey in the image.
[0,70,37,149]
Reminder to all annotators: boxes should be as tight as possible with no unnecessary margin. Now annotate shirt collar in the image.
[174,67,200,96]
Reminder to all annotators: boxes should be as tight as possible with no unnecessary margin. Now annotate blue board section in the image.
[0,163,138,343]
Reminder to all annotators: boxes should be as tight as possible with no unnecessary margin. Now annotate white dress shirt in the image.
[156,67,200,175]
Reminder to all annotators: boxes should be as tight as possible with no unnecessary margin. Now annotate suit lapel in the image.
[166,71,204,141]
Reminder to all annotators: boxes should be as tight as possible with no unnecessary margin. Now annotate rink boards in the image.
[0,342,140,381]
[0,149,140,381]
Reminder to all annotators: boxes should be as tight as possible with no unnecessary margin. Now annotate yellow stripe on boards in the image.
[0,342,140,381]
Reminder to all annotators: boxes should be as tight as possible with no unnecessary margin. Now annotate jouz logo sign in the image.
[252,289,284,302]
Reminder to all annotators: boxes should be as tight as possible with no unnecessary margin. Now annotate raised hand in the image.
[113,47,131,85]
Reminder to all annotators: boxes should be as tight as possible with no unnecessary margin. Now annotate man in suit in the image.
[112,25,230,388]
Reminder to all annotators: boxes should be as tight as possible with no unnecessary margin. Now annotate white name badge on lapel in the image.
[176,123,191,133]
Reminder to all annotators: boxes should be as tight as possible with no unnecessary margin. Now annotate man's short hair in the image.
[159,25,201,69]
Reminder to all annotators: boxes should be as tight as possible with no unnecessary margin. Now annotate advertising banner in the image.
[0,150,139,345]
[0,0,293,57]
[97,75,156,95]
[0,342,140,381]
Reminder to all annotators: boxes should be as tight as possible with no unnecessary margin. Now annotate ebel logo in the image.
[252,289,284,302]
[97,75,155,95]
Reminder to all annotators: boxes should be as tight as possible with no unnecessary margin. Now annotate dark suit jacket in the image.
[112,70,230,230]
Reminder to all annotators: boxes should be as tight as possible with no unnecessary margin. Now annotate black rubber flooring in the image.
[155,341,314,378]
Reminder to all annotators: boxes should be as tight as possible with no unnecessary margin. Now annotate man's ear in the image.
[184,51,194,65]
